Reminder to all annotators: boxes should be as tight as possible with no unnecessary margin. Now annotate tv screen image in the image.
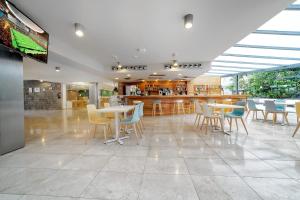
[0,0,49,63]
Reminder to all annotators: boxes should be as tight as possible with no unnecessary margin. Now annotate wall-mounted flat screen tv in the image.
[0,0,49,63]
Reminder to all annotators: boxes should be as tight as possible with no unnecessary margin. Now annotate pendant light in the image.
[184,14,193,29]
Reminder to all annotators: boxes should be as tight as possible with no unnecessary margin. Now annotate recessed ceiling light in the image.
[184,14,193,29]
[153,72,157,75]
[115,77,119,80]
[178,73,182,76]
[40,80,43,82]
[126,74,131,77]
[155,79,158,81]
[55,66,61,72]
[74,23,85,37]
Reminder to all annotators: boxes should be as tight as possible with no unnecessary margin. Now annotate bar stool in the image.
[152,99,163,116]
[173,99,185,114]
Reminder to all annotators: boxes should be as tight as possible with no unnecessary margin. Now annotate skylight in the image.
[208,1,300,76]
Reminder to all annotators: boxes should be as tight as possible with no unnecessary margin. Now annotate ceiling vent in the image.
[164,63,202,70]
[112,65,147,71]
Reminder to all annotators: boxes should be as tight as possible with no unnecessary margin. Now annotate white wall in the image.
[23,57,114,88]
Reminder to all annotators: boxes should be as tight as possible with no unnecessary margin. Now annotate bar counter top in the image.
[125,95,247,116]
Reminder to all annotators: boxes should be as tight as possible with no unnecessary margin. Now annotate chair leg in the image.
[272,113,276,124]
[264,112,268,122]
[137,121,143,136]
[94,125,97,138]
[219,117,224,131]
[235,118,239,131]
[133,124,139,145]
[205,118,208,134]
[240,118,249,135]
[229,118,232,132]
[292,122,300,137]
[197,114,202,128]
[261,110,265,119]
[103,125,107,144]
[194,114,199,126]
[200,117,205,130]
[255,111,258,120]
[245,110,250,119]
[284,112,289,125]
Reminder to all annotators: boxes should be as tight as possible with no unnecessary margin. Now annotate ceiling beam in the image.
[234,44,300,51]
[254,30,300,36]
[222,53,300,61]
[214,60,284,66]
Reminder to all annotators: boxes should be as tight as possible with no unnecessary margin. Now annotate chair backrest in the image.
[247,99,257,110]
[265,100,277,112]
[138,102,144,117]
[296,102,300,118]
[231,101,246,116]
[153,99,161,104]
[87,104,97,123]
[275,99,286,111]
[129,105,140,123]
[195,101,202,113]
[202,103,213,117]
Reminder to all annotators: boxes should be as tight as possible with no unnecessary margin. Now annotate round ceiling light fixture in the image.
[74,23,85,37]
[55,66,61,72]
[184,14,193,29]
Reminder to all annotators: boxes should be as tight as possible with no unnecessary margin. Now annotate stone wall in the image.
[24,80,62,110]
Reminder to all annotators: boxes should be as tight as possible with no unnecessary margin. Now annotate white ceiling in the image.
[11,0,293,81]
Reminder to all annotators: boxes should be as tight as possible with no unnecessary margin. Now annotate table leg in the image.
[220,108,230,135]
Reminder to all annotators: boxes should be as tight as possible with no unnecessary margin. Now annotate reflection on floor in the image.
[1,109,300,200]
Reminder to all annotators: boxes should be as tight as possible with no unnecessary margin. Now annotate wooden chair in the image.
[86,104,112,143]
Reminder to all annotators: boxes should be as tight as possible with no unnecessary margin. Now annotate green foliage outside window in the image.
[239,67,300,98]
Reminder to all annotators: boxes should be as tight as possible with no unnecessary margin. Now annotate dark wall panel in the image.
[0,47,25,155]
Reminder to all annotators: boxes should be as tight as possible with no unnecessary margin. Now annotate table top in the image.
[208,103,245,109]
[97,105,135,113]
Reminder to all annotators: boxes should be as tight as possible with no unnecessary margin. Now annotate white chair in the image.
[264,100,289,125]
[200,103,223,134]
[194,101,203,128]
[86,104,112,143]
[173,99,185,114]
[246,99,264,120]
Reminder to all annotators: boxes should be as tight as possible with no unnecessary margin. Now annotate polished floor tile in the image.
[244,177,300,200]
[82,171,142,200]
[1,110,299,199]
[191,175,261,200]
[185,158,237,176]
[144,157,188,175]
[139,174,199,200]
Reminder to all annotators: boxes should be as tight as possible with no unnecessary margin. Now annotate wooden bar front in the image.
[125,95,247,116]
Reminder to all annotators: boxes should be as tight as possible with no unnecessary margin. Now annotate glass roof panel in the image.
[215,55,299,65]
[225,47,300,59]
[211,67,252,72]
[209,70,237,74]
[293,0,300,4]
[237,33,300,48]
[212,61,276,69]
[258,10,300,32]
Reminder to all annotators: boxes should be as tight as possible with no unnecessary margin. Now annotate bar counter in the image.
[125,95,247,116]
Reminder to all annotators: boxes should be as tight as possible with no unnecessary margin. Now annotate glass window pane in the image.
[212,61,276,69]
[215,55,299,65]
[225,47,300,59]
[258,10,300,32]
[237,33,300,48]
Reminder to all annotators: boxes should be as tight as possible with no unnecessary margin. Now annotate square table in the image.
[97,105,135,144]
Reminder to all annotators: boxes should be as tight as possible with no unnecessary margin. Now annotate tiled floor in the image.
[1,109,300,199]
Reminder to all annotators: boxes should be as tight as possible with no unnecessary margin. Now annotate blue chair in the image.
[120,105,141,144]
[225,101,248,134]
[246,99,264,120]
[264,100,289,125]
[138,102,145,129]
[275,99,286,111]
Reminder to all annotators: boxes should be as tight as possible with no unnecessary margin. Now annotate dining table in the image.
[97,105,135,144]
[208,103,245,135]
